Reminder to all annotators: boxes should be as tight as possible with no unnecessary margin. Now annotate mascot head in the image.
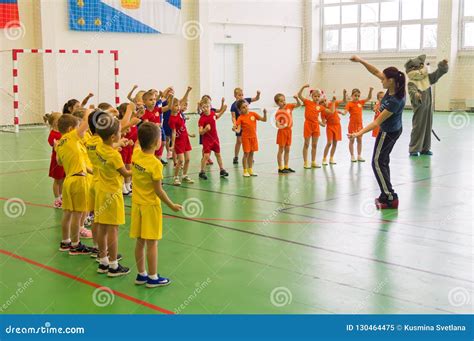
[405,54,429,81]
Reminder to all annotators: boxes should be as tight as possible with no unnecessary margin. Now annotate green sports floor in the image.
[0,109,472,315]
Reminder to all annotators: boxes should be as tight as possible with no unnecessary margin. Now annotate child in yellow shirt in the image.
[95,114,132,277]
[55,112,93,255]
[131,122,182,288]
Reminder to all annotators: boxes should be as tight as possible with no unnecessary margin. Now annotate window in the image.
[319,0,438,53]
[461,0,474,49]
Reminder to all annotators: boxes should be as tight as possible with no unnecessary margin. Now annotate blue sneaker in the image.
[135,274,148,285]
[409,152,420,157]
[146,275,171,288]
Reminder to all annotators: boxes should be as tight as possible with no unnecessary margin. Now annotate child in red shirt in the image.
[198,100,229,180]
[372,91,385,138]
[44,112,65,208]
[344,87,373,162]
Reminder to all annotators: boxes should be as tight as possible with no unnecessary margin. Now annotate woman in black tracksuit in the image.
[348,55,406,209]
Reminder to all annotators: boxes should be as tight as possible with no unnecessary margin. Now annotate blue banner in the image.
[1,315,473,340]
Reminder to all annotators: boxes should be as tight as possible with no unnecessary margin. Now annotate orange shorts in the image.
[348,121,363,134]
[242,137,258,153]
[304,121,320,138]
[276,129,292,147]
[326,124,342,141]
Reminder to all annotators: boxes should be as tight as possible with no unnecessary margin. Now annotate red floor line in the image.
[0,249,174,315]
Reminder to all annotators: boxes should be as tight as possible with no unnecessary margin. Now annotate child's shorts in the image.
[62,175,89,212]
[303,121,320,138]
[120,145,133,164]
[94,190,125,225]
[348,121,363,134]
[202,140,220,154]
[276,129,292,147]
[326,124,342,141]
[174,136,192,155]
[130,203,162,240]
[242,137,258,153]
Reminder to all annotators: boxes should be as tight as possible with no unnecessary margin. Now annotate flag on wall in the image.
[68,0,181,33]
[0,0,20,28]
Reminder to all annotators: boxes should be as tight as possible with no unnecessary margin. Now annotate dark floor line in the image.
[0,248,174,314]
[163,213,473,284]
[166,238,455,314]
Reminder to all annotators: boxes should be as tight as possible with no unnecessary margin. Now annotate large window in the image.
[461,0,474,49]
[320,0,438,53]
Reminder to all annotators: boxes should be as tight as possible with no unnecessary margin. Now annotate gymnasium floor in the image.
[0,109,472,315]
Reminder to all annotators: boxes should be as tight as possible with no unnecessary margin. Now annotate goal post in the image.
[1,48,120,133]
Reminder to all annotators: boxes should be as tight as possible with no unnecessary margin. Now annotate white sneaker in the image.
[322,159,328,166]
[351,156,357,162]
[173,177,181,186]
[243,172,251,177]
[182,175,194,184]
[357,156,365,162]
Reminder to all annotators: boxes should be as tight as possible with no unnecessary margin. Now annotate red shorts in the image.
[348,121,363,134]
[326,124,342,141]
[372,126,380,137]
[242,137,258,153]
[202,140,220,154]
[120,145,133,164]
[49,157,65,180]
[304,121,320,138]
[174,135,192,155]
[154,143,164,158]
[276,129,292,147]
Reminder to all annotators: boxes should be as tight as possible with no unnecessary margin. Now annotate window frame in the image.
[460,0,474,50]
[318,0,438,56]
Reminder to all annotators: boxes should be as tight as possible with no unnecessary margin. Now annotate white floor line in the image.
[0,159,50,163]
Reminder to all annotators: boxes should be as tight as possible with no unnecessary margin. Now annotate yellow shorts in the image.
[94,190,125,225]
[130,203,163,240]
[62,176,88,212]
[87,176,96,212]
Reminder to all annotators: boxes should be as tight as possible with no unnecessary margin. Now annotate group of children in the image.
[43,84,385,287]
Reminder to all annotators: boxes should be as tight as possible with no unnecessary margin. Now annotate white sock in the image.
[126,182,132,192]
[109,260,118,270]
[100,257,109,266]
[61,239,71,244]
[139,272,147,277]
[122,183,128,192]
[71,241,79,247]
[148,274,158,280]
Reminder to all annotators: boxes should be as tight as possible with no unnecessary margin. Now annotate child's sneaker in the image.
[206,158,213,165]
[53,198,62,209]
[357,156,365,162]
[304,163,311,169]
[135,274,148,285]
[248,169,258,176]
[89,247,99,258]
[329,158,336,164]
[69,243,92,256]
[311,162,321,168]
[375,198,399,210]
[97,264,109,274]
[351,156,357,162]
[233,157,238,164]
[84,213,94,227]
[79,227,93,239]
[146,275,171,288]
[107,263,130,277]
[243,171,251,177]
[182,175,194,184]
[199,171,208,180]
[220,169,229,177]
[286,168,295,173]
[173,177,181,186]
[160,158,168,165]
[167,151,173,159]
[278,169,289,174]
[59,241,71,252]
[322,159,328,166]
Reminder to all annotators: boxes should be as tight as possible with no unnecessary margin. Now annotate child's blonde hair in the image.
[234,88,243,96]
[134,90,146,103]
[43,112,62,129]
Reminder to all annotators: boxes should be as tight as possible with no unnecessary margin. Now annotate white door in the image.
[212,44,240,109]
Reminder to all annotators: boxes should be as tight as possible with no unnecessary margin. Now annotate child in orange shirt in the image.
[344,87,373,162]
[274,93,301,173]
[321,90,347,165]
[232,100,267,177]
[297,84,334,169]
[372,91,385,138]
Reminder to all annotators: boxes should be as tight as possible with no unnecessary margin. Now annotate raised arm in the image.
[260,109,267,122]
[293,95,302,107]
[127,85,138,102]
[350,56,384,81]
[365,87,374,102]
[81,93,94,107]
[77,108,91,137]
[251,90,261,103]
[180,86,192,105]
[298,84,310,103]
